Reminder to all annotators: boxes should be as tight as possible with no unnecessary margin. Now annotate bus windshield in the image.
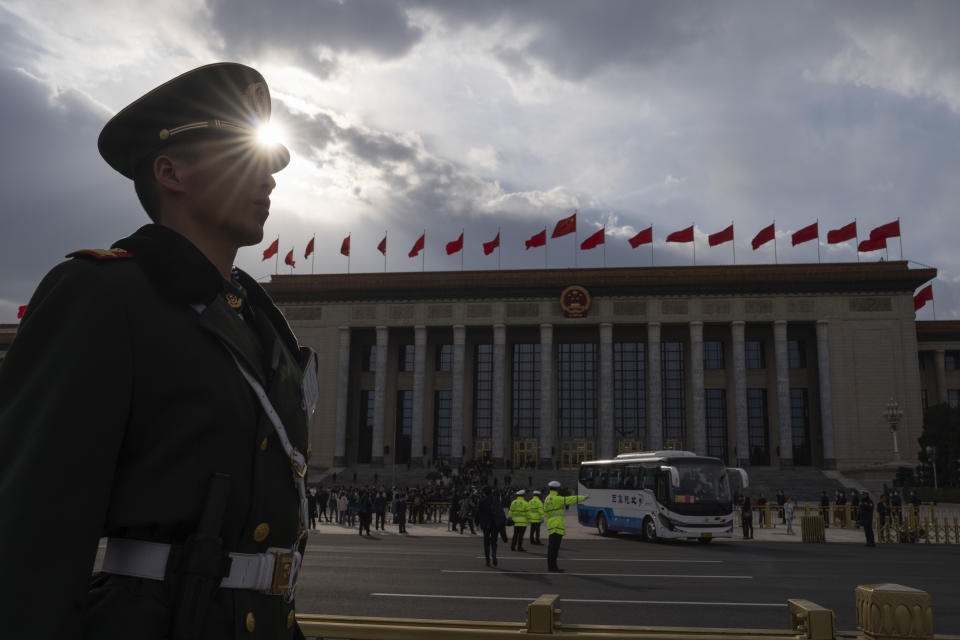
[668,459,732,515]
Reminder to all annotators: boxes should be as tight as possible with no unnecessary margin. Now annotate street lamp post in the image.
[883,398,904,462]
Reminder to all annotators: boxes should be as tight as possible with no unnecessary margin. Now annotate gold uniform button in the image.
[245,612,256,632]
[253,522,270,542]
[287,609,296,628]
[260,437,268,451]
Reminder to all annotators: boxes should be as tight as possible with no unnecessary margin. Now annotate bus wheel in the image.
[597,513,614,537]
[697,537,712,544]
[643,516,658,542]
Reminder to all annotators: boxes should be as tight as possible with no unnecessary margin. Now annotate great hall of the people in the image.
[255,260,959,478]
[2,260,957,477]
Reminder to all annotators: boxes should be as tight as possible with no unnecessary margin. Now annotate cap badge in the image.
[225,293,243,309]
[244,82,269,122]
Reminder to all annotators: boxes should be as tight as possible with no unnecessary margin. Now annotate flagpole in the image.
[545,229,548,269]
[422,229,426,272]
[347,233,351,275]
[731,221,736,264]
[603,225,607,268]
[933,291,937,320]
[498,227,501,271]
[651,224,655,266]
[816,219,821,264]
[773,220,778,265]
[311,234,316,274]
[898,216,903,261]
[384,230,387,273]
[274,235,279,274]
[574,210,578,269]
[461,228,464,272]
[855,218,859,263]
[692,222,696,265]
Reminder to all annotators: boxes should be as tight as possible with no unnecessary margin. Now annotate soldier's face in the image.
[177,138,277,248]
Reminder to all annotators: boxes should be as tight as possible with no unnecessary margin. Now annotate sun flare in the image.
[257,122,286,146]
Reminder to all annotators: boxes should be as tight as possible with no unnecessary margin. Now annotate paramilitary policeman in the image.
[509,489,528,552]
[543,480,586,572]
[0,63,317,639]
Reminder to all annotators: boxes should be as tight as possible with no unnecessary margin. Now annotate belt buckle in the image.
[266,551,294,595]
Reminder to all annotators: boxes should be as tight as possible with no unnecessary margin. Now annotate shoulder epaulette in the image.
[66,248,134,261]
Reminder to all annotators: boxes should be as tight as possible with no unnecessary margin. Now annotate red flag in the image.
[377,236,387,255]
[284,249,296,267]
[409,233,425,258]
[858,236,886,253]
[869,220,901,242]
[446,232,464,255]
[914,284,933,311]
[17,305,27,319]
[708,224,734,247]
[827,221,857,244]
[751,223,775,250]
[628,226,653,248]
[262,238,279,260]
[340,235,350,256]
[580,228,605,250]
[304,237,315,259]
[791,222,818,246]
[551,212,577,238]
[525,229,547,249]
[666,225,694,243]
[483,232,500,255]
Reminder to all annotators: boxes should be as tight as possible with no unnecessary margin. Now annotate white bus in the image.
[577,451,748,543]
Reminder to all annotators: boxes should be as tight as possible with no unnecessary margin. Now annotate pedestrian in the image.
[741,495,754,539]
[318,486,330,523]
[450,492,461,533]
[358,489,373,537]
[374,490,387,531]
[877,493,890,539]
[328,489,339,523]
[459,490,477,534]
[757,493,767,527]
[393,492,408,534]
[860,491,876,547]
[509,489,528,551]
[784,496,795,534]
[543,480,586,572]
[474,486,502,567]
[0,63,314,638]
[527,490,544,545]
[850,489,861,528]
[776,488,786,523]
[820,490,830,527]
[308,487,318,530]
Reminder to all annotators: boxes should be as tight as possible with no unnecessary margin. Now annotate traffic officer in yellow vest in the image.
[527,490,545,545]
[509,489,529,552]
[543,480,586,572]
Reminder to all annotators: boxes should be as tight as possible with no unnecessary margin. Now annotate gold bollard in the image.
[526,594,561,634]
[855,584,933,640]
[789,599,836,640]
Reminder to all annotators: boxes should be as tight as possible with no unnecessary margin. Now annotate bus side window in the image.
[606,468,620,490]
[579,467,594,489]
[642,469,657,491]
[624,465,640,490]
[656,473,671,504]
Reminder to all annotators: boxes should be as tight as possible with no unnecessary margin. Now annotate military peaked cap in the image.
[98,62,290,179]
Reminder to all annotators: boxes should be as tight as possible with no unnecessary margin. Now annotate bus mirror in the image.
[728,467,749,488]
[660,465,680,487]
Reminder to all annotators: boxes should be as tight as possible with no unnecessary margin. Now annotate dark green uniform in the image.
[0,224,313,639]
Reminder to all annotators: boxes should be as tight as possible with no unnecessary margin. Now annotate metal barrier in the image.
[297,584,957,639]
[801,515,826,543]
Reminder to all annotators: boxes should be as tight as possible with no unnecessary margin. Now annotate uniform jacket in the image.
[543,490,584,536]
[526,496,544,523]
[0,224,313,639]
[509,496,528,526]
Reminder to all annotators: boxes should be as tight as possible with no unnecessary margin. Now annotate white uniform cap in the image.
[533,490,541,495]
[548,480,561,488]
[517,489,526,495]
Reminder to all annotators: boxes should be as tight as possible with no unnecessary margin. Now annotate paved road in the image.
[293,521,960,634]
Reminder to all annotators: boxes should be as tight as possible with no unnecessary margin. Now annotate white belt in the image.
[102,538,301,596]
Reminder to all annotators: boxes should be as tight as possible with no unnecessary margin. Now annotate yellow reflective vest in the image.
[543,490,585,536]
[509,496,528,526]
[526,496,544,523]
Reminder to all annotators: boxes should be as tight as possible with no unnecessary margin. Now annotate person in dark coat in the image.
[741,495,753,539]
[373,490,388,531]
[393,493,408,534]
[357,489,373,537]
[0,63,313,639]
[820,490,831,527]
[860,491,876,546]
[474,486,505,567]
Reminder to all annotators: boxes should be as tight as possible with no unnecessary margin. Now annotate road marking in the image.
[372,593,783,607]
[473,556,722,563]
[442,570,751,578]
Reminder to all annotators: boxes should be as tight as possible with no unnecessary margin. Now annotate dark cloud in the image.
[207,0,424,77]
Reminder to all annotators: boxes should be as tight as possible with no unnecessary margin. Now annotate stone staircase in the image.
[739,466,854,503]
[307,463,579,491]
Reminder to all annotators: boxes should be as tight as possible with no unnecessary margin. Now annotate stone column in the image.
[410,325,427,466]
[599,323,615,459]
[690,321,706,456]
[774,320,792,467]
[492,324,507,467]
[647,322,662,451]
[451,324,466,465]
[732,321,749,467]
[816,321,836,469]
[934,350,947,405]
[372,325,389,466]
[539,323,554,468]
[333,326,350,466]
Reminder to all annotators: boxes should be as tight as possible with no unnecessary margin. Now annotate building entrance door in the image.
[560,439,595,469]
[513,438,538,469]
[617,438,643,455]
[475,438,492,462]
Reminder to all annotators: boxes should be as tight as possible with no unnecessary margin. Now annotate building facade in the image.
[262,260,945,474]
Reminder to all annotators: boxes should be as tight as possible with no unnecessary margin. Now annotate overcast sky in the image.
[1,0,957,323]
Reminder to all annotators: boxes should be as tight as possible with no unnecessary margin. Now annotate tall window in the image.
[512,344,540,439]
[395,390,413,463]
[790,388,811,465]
[921,389,928,410]
[434,390,452,457]
[788,340,806,369]
[946,352,960,371]
[558,343,597,439]
[949,389,960,409]
[745,340,765,369]
[747,389,770,465]
[399,344,415,372]
[704,341,725,369]
[614,342,645,442]
[436,344,453,372]
[361,344,376,372]
[357,390,374,463]
[662,342,686,446]
[705,389,727,461]
[474,344,493,439]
